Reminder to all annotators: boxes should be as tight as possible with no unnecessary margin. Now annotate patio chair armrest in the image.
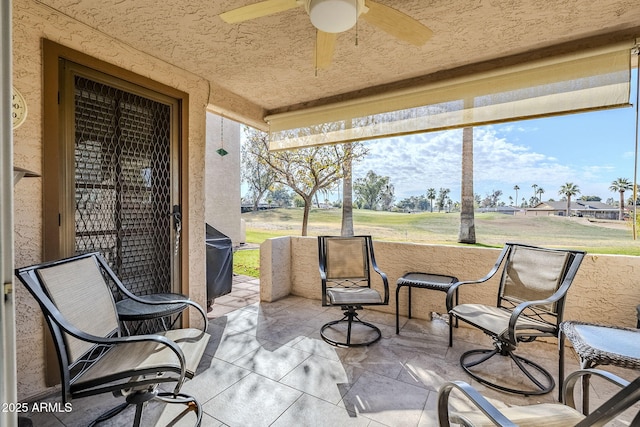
[438,380,518,427]
[445,278,492,311]
[55,319,187,367]
[373,268,390,304]
[562,368,630,409]
[120,296,208,332]
[446,246,511,311]
[506,290,570,344]
[114,333,189,394]
[62,321,189,394]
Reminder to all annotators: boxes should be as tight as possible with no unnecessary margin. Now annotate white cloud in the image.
[348,125,632,204]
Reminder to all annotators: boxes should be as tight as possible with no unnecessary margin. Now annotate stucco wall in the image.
[12,0,212,400]
[260,237,292,302]
[261,237,640,329]
[205,113,242,247]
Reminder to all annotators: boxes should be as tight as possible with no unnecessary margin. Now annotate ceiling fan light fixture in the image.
[308,0,358,33]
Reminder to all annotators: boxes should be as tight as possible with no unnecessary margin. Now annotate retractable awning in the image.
[267,41,634,151]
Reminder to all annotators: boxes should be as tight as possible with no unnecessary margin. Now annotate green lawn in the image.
[234,207,640,277]
[242,207,640,253]
[233,248,260,277]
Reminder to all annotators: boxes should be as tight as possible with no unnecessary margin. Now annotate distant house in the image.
[521,200,619,219]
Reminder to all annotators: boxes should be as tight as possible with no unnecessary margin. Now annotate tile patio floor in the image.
[21,275,640,426]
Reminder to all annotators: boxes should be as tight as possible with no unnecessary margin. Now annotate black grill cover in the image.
[205,224,233,307]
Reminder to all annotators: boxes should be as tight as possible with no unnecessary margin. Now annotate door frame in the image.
[1,1,17,425]
[42,39,190,294]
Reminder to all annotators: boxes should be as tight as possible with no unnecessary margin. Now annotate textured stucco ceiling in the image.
[37,0,640,127]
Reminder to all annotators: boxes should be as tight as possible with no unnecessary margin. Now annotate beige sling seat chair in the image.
[15,252,211,426]
[446,243,585,396]
[318,236,389,347]
[437,368,640,426]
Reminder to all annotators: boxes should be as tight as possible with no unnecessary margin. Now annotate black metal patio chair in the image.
[318,235,389,347]
[15,252,211,426]
[438,368,640,426]
[446,243,586,396]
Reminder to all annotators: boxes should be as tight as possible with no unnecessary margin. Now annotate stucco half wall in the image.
[260,236,640,329]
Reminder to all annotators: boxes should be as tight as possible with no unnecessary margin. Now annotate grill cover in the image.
[205,224,233,307]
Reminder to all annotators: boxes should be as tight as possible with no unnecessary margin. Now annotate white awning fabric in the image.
[267,41,633,151]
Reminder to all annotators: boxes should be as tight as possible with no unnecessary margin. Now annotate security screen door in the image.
[62,61,181,296]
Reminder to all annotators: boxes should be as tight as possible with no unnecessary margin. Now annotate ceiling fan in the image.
[219,0,432,69]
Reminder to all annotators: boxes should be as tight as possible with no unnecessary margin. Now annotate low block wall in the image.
[260,236,640,329]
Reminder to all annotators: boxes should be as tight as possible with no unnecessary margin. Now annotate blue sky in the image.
[349,71,639,205]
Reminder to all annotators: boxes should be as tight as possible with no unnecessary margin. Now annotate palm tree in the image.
[531,184,538,204]
[341,143,354,236]
[537,187,545,204]
[558,182,580,217]
[609,177,633,221]
[458,127,476,243]
[513,185,520,207]
[427,188,436,213]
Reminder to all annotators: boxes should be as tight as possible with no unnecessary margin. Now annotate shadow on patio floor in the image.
[21,275,640,426]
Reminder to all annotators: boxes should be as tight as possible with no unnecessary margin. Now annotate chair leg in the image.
[88,387,157,427]
[88,402,130,426]
[579,360,596,415]
[558,331,565,402]
[88,388,203,427]
[395,284,402,334]
[156,392,203,426]
[321,307,382,347]
[448,289,459,347]
[460,342,555,396]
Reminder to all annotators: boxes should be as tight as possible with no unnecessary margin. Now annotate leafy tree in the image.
[558,182,580,217]
[241,129,276,211]
[580,195,602,202]
[609,178,633,220]
[437,188,451,212]
[459,127,475,243]
[354,170,393,210]
[379,183,395,211]
[267,185,292,207]
[417,196,430,211]
[397,195,430,212]
[481,189,503,208]
[293,195,305,207]
[426,188,436,213]
[244,128,365,235]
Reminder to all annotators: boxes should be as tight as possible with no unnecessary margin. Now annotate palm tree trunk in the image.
[458,127,476,243]
[619,191,625,220]
[341,145,354,236]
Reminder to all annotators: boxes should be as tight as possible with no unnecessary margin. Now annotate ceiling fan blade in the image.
[219,0,301,24]
[361,0,433,46]
[315,30,337,70]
